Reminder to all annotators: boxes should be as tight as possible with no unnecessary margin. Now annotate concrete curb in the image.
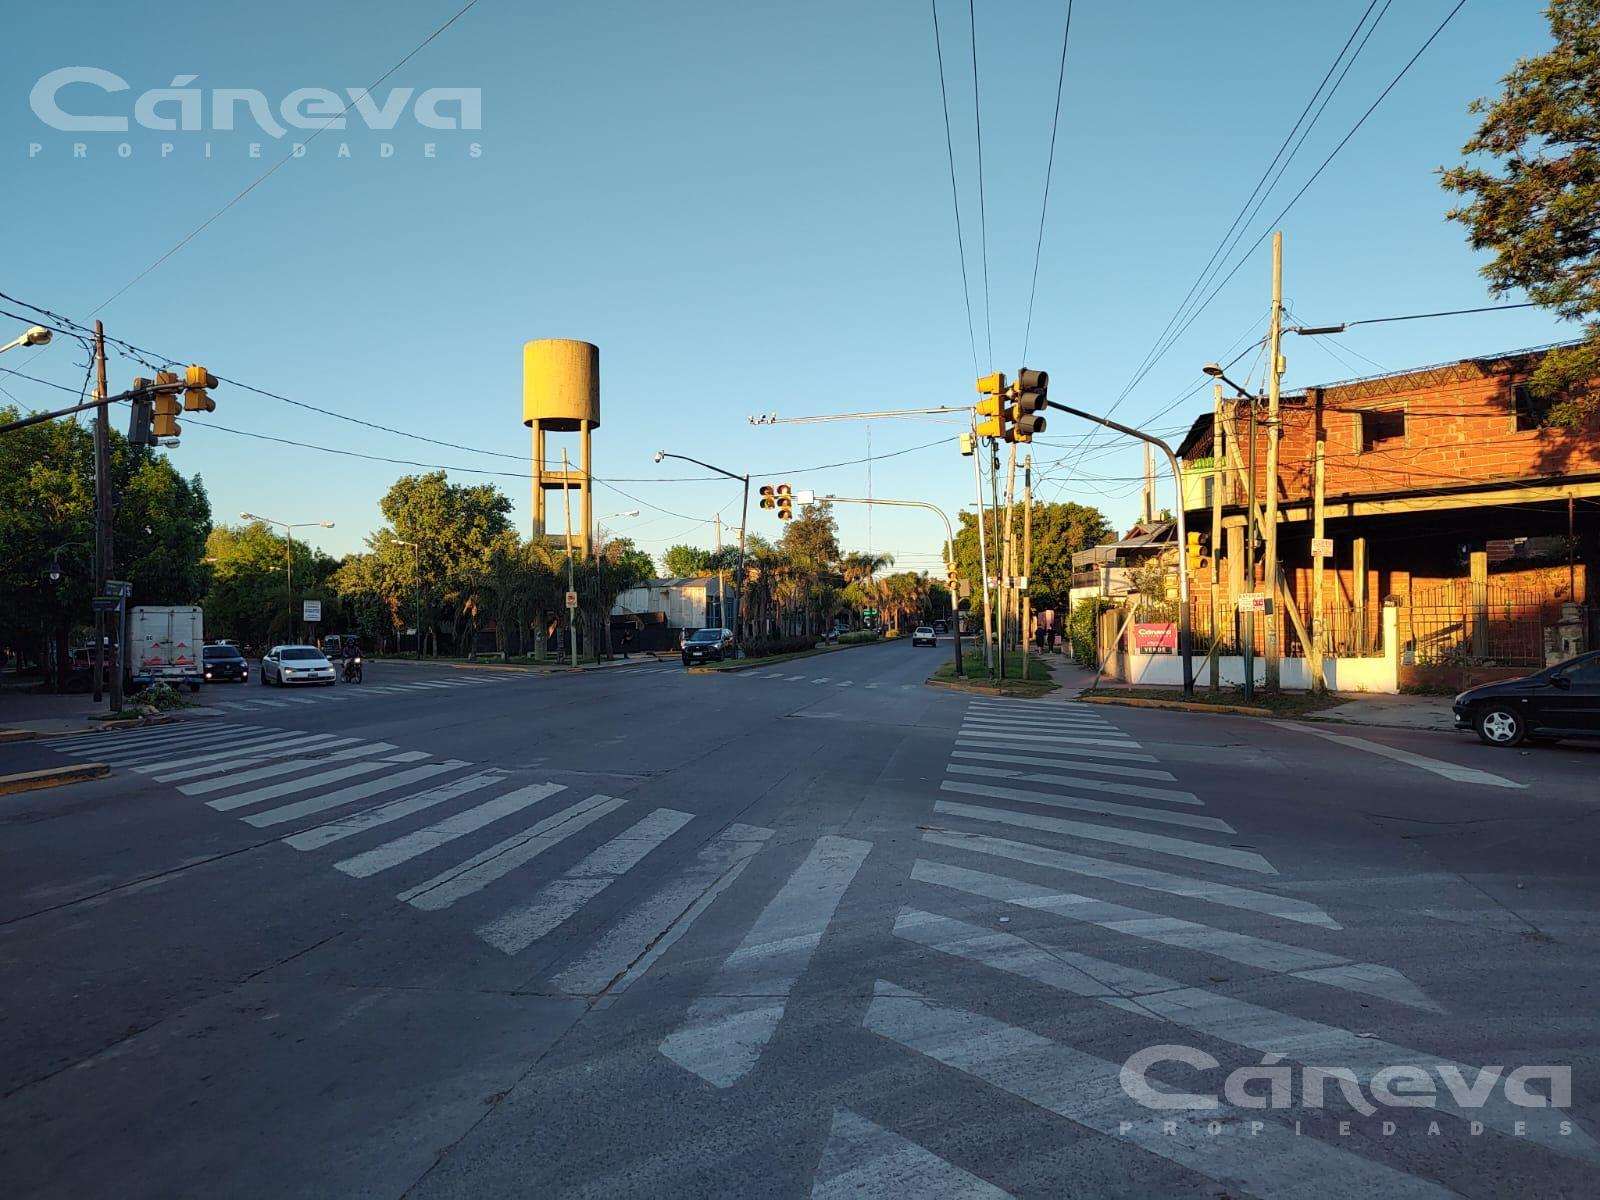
[0,762,111,795]
[0,714,180,741]
[925,676,1061,697]
[1079,694,1275,718]
[687,643,863,675]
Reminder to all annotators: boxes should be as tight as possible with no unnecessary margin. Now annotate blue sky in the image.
[1,0,1568,574]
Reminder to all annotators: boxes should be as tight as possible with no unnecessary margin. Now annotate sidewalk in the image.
[0,687,191,739]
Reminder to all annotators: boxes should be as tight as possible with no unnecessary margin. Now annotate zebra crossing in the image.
[41,701,1597,1194]
[825,695,1599,1195]
[199,670,520,713]
[736,669,920,689]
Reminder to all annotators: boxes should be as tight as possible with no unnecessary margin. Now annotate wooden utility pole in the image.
[1210,383,1224,693]
[561,448,577,668]
[1263,230,1284,693]
[1310,438,1327,692]
[93,322,123,713]
[1003,441,1018,656]
[971,426,995,672]
[713,512,726,629]
[1022,454,1033,682]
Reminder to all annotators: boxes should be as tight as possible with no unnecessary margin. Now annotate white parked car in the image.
[260,644,337,687]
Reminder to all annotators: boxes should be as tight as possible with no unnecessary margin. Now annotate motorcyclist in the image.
[341,637,363,682]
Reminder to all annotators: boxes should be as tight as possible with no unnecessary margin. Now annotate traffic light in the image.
[1010,368,1048,443]
[183,364,218,412]
[758,484,776,512]
[775,483,795,520]
[946,560,959,589]
[153,392,181,439]
[975,373,1007,440]
[149,371,182,438]
[1186,531,1206,573]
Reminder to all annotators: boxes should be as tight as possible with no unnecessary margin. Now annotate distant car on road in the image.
[260,644,337,687]
[932,620,949,635]
[912,625,937,647]
[681,627,734,666]
[1453,650,1600,746]
[202,643,249,683]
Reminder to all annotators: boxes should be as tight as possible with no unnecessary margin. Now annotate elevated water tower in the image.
[522,338,599,554]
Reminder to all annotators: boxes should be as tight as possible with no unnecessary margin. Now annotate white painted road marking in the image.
[864,982,1460,1198]
[949,748,1175,782]
[1291,724,1528,789]
[934,799,1275,874]
[181,743,399,796]
[553,823,774,998]
[922,829,1336,927]
[283,770,510,852]
[955,736,1157,763]
[242,761,469,827]
[332,781,569,878]
[399,794,628,910]
[660,835,871,1087]
[477,807,694,954]
[943,764,1203,806]
[939,776,1228,831]
[203,760,395,810]
[810,1107,1012,1200]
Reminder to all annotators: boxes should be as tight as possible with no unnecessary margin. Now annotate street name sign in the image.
[302,600,322,622]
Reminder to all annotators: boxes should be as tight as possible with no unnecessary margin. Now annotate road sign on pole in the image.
[303,599,322,623]
[565,590,578,609]
[1239,592,1271,613]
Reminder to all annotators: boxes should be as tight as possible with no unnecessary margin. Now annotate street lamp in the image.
[654,451,750,651]
[240,512,334,642]
[393,537,422,659]
[1202,363,1262,701]
[0,326,52,354]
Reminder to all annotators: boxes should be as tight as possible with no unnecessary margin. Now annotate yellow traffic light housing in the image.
[153,393,181,439]
[776,483,794,520]
[1009,368,1048,443]
[975,395,1006,440]
[758,484,776,511]
[1186,531,1205,573]
[183,364,218,412]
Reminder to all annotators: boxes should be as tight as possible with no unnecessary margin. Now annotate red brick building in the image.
[1178,341,1600,678]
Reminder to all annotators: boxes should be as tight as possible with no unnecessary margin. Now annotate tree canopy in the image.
[1442,0,1600,419]
[950,500,1112,610]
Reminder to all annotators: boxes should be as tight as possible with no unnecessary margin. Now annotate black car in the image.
[682,627,734,666]
[202,643,249,683]
[1453,650,1600,746]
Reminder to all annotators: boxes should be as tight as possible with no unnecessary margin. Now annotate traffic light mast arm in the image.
[0,384,157,435]
[1044,398,1194,696]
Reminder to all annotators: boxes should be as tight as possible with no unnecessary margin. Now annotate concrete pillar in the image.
[1470,549,1489,660]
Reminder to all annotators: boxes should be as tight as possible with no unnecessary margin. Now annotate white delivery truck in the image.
[129,605,205,692]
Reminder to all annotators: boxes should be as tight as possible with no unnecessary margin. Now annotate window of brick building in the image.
[1513,383,1552,431]
[1360,408,1405,451]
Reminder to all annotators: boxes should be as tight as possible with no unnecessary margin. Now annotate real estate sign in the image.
[1132,622,1177,652]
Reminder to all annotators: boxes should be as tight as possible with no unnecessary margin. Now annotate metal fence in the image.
[1405,581,1550,668]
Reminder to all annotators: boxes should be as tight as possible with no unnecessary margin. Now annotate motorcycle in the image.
[343,655,363,684]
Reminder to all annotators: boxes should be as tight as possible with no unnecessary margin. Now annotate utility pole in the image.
[93,322,116,710]
[970,422,995,672]
[989,440,1005,680]
[1142,443,1155,525]
[1310,437,1327,692]
[1022,454,1033,682]
[562,448,577,668]
[1210,383,1224,694]
[713,513,726,629]
[1004,442,1018,657]
[1264,229,1284,693]
[1243,395,1257,702]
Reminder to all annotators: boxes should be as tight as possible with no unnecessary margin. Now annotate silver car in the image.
[260,644,337,686]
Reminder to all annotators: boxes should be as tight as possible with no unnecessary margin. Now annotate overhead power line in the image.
[930,0,981,377]
[85,0,486,317]
[969,0,993,371]
[1021,0,1075,366]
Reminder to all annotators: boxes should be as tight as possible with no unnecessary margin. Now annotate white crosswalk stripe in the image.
[955,735,1157,763]
[934,799,1275,874]
[399,793,627,911]
[177,743,398,795]
[477,807,694,954]
[949,748,1174,781]
[242,761,469,827]
[660,835,871,1088]
[940,777,1227,831]
[332,781,570,879]
[282,770,508,852]
[553,823,774,998]
[943,765,1203,806]
[136,733,358,776]
[810,1107,1012,1199]
[863,982,1460,1199]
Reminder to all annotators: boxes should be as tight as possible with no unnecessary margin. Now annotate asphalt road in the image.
[2,642,1597,1198]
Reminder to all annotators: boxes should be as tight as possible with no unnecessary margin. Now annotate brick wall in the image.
[1218,354,1600,504]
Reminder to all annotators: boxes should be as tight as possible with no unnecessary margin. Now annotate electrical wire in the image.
[968,0,992,371]
[1021,0,1074,367]
[84,0,486,317]
[930,0,981,378]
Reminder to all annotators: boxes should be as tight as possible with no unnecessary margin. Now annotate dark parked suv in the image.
[1453,650,1600,746]
[681,627,734,666]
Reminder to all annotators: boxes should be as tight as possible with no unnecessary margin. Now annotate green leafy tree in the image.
[1442,0,1600,420]
[661,544,709,577]
[950,501,1112,611]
